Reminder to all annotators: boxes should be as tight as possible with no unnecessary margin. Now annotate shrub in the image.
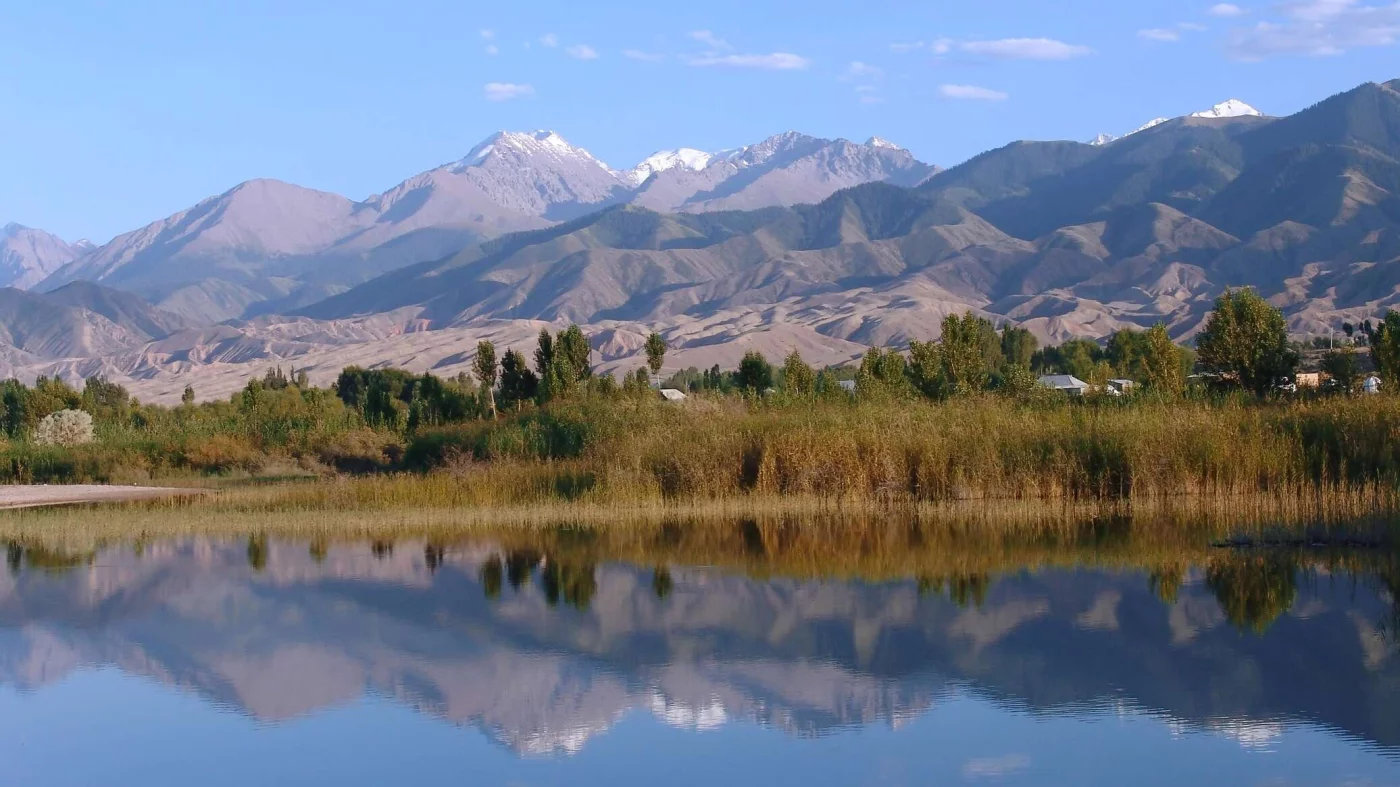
[33,410,95,447]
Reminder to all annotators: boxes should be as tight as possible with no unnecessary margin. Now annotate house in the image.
[658,388,687,402]
[1106,379,1136,396]
[1296,372,1323,389]
[1038,375,1091,396]
[1364,375,1382,395]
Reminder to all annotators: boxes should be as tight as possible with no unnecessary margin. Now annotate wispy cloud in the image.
[623,49,666,62]
[960,37,1092,60]
[890,40,925,53]
[1226,0,1400,59]
[484,82,534,101]
[565,44,599,60]
[539,33,559,48]
[855,84,884,104]
[688,52,811,69]
[940,83,1009,101]
[485,44,499,56]
[845,61,883,79]
[1139,28,1182,41]
[479,29,495,40]
[689,30,732,51]
[1209,3,1248,16]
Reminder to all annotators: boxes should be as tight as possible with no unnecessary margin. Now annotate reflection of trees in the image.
[480,555,503,600]
[309,539,328,564]
[6,542,92,575]
[917,573,990,608]
[1149,564,1186,604]
[246,534,267,573]
[1206,552,1299,635]
[652,567,673,600]
[371,540,394,560]
[424,544,445,573]
[506,551,542,590]
[540,560,597,611]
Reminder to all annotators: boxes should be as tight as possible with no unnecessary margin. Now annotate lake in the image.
[1,519,1398,786]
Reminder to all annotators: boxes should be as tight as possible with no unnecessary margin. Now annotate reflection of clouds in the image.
[962,753,1030,778]
[649,692,728,730]
[1167,718,1284,751]
[1075,590,1122,631]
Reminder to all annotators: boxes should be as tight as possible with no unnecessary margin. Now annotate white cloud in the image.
[1140,28,1182,41]
[889,40,925,53]
[484,82,534,101]
[479,29,495,40]
[565,44,599,60]
[940,83,1009,101]
[688,52,811,69]
[1210,3,1248,15]
[960,37,1093,60]
[485,44,499,56]
[1226,0,1400,59]
[623,49,665,62]
[539,33,559,48]
[689,30,733,51]
[1179,21,1210,31]
[846,61,883,79]
[859,94,885,105]
[931,37,956,54]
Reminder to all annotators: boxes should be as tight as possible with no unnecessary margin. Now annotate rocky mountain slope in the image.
[0,224,90,290]
[37,133,935,321]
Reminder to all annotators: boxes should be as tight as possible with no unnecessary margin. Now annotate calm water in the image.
[1,531,1398,786]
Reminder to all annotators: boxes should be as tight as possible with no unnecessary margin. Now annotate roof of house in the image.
[1038,374,1089,389]
[658,388,687,401]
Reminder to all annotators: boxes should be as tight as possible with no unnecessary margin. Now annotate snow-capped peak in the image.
[1087,133,1117,147]
[625,148,714,185]
[1190,99,1262,119]
[866,136,904,150]
[454,130,607,171]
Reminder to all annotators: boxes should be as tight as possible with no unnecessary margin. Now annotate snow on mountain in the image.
[1092,100,1261,147]
[625,148,714,185]
[1190,99,1262,119]
[866,136,904,150]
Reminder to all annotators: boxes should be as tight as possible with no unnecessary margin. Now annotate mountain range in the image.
[31,131,935,322]
[3,78,1400,402]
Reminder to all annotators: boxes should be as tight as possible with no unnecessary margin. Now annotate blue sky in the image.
[3,0,1399,243]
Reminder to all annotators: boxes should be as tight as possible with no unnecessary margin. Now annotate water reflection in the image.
[0,522,1398,762]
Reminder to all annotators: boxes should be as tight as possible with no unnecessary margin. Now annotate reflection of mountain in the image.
[0,539,1395,756]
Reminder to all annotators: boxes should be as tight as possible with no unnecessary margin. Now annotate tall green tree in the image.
[498,349,538,409]
[644,332,668,376]
[1141,324,1185,396]
[782,350,816,396]
[855,347,909,399]
[1371,312,1400,392]
[474,341,499,418]
[1321,346,1361,394]
[940,312,992,396]
[907,340,944,399]
[1195,288,1298,395]
[999,326,1038,370]
[736,351,773,394]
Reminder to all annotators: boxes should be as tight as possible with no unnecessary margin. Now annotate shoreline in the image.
[0,484,207,511]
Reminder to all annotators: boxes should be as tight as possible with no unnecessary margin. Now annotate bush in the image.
[33,410,95,447]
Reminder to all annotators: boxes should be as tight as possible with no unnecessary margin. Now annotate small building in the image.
[1038,374,1091,396]
[1296,372,1323,389]
[1106,379,1137,396]
[837,380,857,393]
[658,388,687,402]
[1364,375,1382,395]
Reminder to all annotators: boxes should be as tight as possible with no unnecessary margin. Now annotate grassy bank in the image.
[7,394,1400,504]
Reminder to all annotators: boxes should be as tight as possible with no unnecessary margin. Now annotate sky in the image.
[2,0,1399,243]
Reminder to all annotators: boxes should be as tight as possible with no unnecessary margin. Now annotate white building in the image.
[1038,375,1091,396]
